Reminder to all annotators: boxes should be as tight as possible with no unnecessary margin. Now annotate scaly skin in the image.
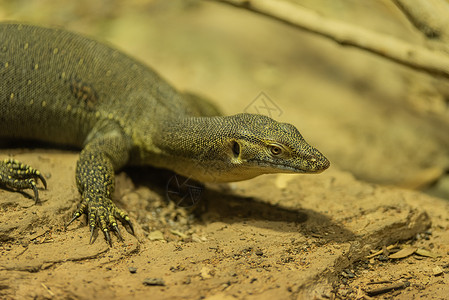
[0,23,330,245]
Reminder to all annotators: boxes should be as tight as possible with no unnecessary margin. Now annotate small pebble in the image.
[143,278,165,286]
[378,255,389,262]
[343,269,356,278]
[433,266,444,276]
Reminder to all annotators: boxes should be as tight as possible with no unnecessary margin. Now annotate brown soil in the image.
[1,151,448,299]
[1,1,449,299]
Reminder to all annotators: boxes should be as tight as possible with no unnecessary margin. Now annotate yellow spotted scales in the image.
[0,23,329,245]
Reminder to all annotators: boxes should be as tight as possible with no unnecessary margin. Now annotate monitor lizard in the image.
[0,23,330,245]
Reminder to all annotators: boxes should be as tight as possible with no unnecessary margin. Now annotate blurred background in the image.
[1,0,448,198]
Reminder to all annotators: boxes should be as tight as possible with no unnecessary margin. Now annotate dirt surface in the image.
[1,1,449,299]
[1,150,448,300]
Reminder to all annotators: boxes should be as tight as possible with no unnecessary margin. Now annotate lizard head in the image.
[179,113,330,182]
[153,113,330,183]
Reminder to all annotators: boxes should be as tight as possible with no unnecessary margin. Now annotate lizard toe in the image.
[67,192,132,245]
[66,200,88,228]
[113,207,134,235]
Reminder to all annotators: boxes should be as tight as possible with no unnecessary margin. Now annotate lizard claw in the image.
[66,210,85,230]
[38,173,47,190]
[31,183,39,204]
[113,224,123,241]
[126,219,135,235]
[104,229,112,246]
[66,213,81,229]
[89,225,96,244]
[118,215,135,235]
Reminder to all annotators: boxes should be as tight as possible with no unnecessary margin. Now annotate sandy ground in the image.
[1,1,449,299]
[1,151,448,299]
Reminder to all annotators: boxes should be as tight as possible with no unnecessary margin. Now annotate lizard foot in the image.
[0,158,47,203]
[66,193,134,245]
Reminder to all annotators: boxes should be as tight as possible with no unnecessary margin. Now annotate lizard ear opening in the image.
[232,141,240,158]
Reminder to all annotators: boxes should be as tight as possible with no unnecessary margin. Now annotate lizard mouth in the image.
[248,159,329,174]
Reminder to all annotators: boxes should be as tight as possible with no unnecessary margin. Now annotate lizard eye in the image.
[269,145,282,156]
[232,141,240,157]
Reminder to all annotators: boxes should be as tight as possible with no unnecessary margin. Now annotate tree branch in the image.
[392,0,449,41]
[209,0,449,80]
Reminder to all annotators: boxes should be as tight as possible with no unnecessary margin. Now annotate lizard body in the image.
[0,23,329,244]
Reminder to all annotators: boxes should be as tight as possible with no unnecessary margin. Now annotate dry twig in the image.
[392,0,449,41]
[365,281,410,296]
[210,0,449,79]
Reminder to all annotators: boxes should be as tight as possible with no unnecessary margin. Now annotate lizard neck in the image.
[152,116,235,182]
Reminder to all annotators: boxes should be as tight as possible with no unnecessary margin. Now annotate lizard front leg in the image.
[67,123,134,245]
[0,158,47,203]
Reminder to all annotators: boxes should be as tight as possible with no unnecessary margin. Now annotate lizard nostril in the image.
[323,158,330,169]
